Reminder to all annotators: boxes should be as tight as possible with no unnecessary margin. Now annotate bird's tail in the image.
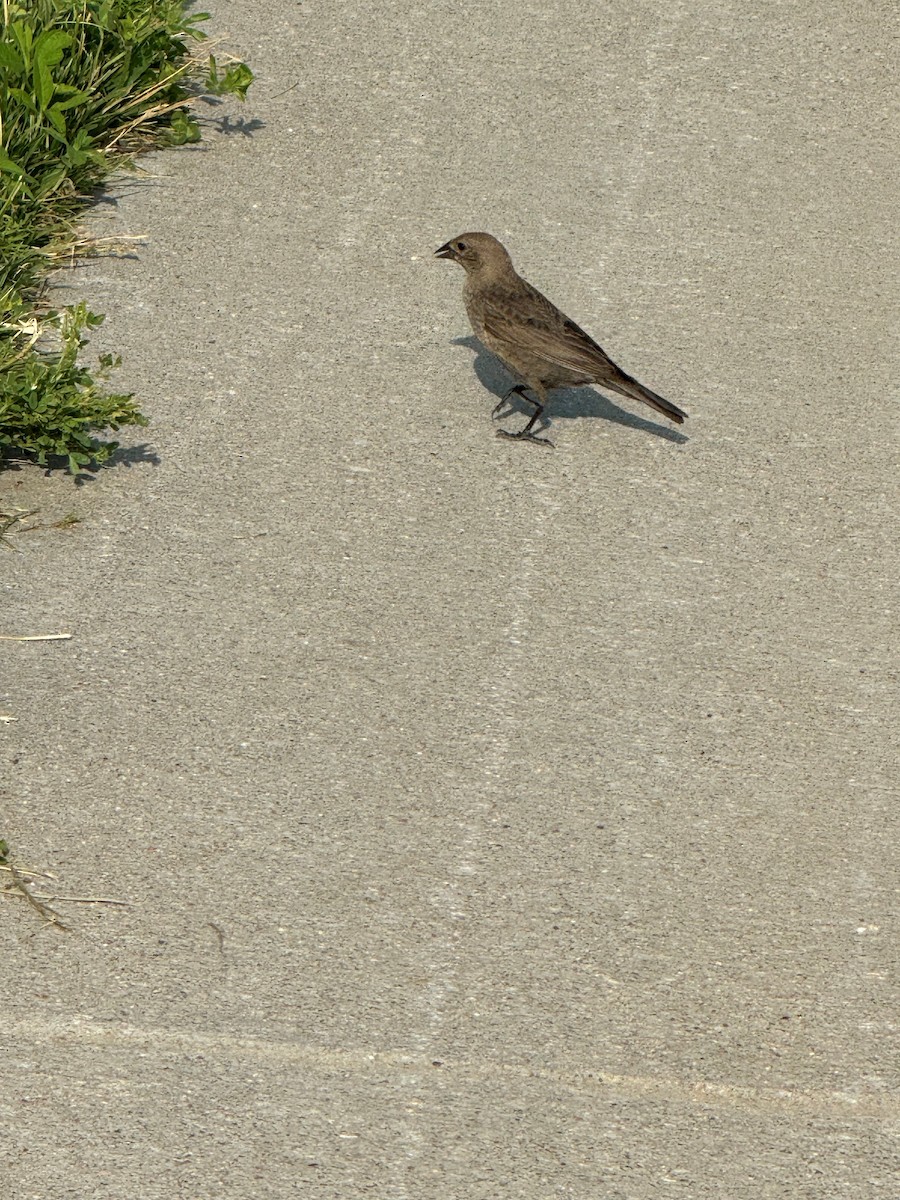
[613,375,686,425]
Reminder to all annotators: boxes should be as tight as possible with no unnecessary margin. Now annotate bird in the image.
[435,232,686,446]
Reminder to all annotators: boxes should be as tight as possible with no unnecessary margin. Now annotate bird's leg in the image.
[519,401,545,437]
[491,383,530,421]
[495,387,554,447]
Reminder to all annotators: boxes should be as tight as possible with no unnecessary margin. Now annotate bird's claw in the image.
[495,428,555,449]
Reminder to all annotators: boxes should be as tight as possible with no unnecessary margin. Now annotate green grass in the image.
[0,0,252,473]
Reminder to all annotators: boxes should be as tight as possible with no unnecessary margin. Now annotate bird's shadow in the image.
[451,336,688,443]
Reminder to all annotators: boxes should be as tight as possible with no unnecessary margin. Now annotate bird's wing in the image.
[479,282,621,378]
[478,280,687,425]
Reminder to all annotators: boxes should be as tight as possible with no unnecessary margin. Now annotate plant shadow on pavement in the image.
[195,94,264,138]
[452,335,688,443]
[1,443,160,486]
[105,443,161,470]
[207,113,265,137]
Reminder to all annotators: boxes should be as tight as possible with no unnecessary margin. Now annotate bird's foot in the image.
[491,399,511,422]
[495,428,555,449]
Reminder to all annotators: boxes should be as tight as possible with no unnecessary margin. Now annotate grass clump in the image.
[0,0,252,472]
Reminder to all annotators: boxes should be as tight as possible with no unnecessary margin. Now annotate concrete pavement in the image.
[3,2,897,1195]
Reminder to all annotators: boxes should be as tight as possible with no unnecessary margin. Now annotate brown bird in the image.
[435,231,686,446]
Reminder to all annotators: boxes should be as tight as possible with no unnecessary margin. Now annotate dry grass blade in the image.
[0,632,73,641]
[0,507,39,550]
[0,862,57,881]
[2,851,129,930]
[3,862,72,932]
[1,318,41,365]
[54,233,149,271]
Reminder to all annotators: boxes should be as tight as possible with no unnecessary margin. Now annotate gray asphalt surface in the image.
[3,2,898,1196]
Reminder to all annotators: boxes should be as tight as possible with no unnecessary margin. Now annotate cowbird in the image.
[435,232,686,446]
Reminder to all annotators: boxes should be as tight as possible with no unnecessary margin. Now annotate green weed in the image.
[0,1,253,471]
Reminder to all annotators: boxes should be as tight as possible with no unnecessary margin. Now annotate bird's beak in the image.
[434,241,456,260]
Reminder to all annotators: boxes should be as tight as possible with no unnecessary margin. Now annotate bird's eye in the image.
[456,241,466,251]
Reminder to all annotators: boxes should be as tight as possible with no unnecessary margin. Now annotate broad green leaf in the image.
[9,86,37,116]
[34,30,72,68]
[0,43,25,77]
[9,21,33,65]
[45,105,67,136]
[95,0,114,30]
[226,64,254,101]
[63,143,89,167]
[33,56,52,111]
[167,110,201,145]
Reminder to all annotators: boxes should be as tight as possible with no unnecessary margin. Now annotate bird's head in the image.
[434,232,514,277]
